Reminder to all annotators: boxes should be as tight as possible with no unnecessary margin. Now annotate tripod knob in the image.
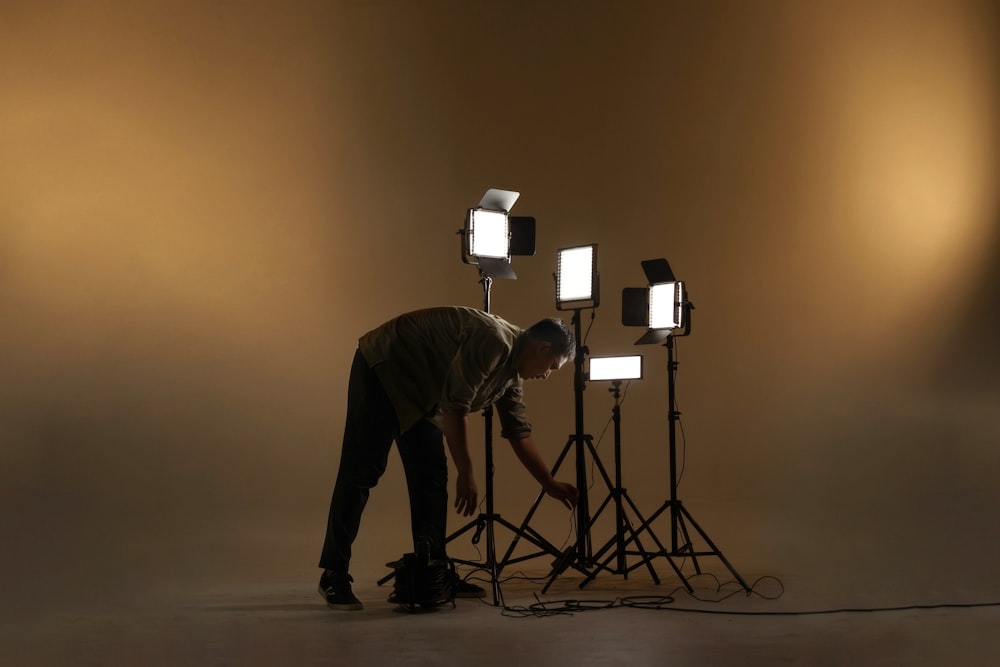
[471,516,486,545]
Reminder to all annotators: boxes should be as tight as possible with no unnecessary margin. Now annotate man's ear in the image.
[537,341,552,355]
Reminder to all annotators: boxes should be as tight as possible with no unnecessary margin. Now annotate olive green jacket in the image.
[358,306,532,440]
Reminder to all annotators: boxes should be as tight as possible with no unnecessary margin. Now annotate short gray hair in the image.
[525,318,575,359]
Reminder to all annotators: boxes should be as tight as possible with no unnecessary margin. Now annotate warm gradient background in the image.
[2,0,998,613]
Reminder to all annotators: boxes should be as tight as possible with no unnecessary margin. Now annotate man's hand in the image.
[507,436,579,511]
[454,472,479,517]
[442,411,478,516]
[543,480,578,510]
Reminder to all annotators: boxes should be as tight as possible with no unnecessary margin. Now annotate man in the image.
[318,306,579,610]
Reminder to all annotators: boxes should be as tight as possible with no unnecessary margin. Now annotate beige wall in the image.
[2,0,997,603]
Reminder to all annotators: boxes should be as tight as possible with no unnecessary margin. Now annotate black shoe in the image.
[318,572,363,610]
[452,574,486,599]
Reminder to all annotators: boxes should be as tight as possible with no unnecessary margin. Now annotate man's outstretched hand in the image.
[454,473,479,517]
[544,480,579,510]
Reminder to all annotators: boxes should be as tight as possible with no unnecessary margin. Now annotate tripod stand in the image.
[438,273,568,606]
[631,310,750,593]
[499,308,615,591]
[578,380,666,587]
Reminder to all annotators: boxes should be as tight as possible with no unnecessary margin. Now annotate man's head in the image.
[518,318,576,380]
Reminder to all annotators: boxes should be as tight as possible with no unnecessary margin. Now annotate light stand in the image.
[443,189,565,607]
[624,258,750,593]
[445,273,506,604]
[499,309,614,592]
[578,359,667,588]
[500,244,617,590]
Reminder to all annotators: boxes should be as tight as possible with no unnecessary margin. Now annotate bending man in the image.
[318,306,579,610]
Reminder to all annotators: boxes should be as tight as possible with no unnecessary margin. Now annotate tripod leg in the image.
[628,500,694,592]
[674,510,702,575]
[485,510,504,607]
[497,437,573,569]
[677,504,750,590]
[579,491,664,588]
[621,493,662,584]
[497,487,545,567]
[579,506,629,587]
[616,505,660,585]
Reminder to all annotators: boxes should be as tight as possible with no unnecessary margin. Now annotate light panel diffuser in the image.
[469,209,509,259]
[649,281,684,329]
[556,244,598,309]
[589,355,643,381]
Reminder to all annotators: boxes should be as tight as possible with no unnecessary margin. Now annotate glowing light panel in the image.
[557,244,596,305]
[469,209,509,259]
[649,281,684,329]
[589,355,643,381]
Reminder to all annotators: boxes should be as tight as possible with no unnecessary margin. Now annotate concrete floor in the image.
[5,538,1000,667]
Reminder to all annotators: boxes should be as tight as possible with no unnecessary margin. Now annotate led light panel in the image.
[589,355,643,381]
[557,245,596,304]
[469,209,509,259]
[649,281,684,329]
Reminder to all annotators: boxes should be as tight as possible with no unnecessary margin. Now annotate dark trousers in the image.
[319,350,449,574]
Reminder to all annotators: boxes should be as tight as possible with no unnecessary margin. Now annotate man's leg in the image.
[397,420,486,599]
[396,419,448,561]
[318,350,397,608]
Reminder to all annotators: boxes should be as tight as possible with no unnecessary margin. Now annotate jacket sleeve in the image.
[495,382,532,440]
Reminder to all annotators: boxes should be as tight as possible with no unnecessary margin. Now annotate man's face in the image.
[519,343,570,380]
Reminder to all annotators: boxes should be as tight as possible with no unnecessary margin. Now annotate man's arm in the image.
[441,410,478,517]
[507,436,578,510]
